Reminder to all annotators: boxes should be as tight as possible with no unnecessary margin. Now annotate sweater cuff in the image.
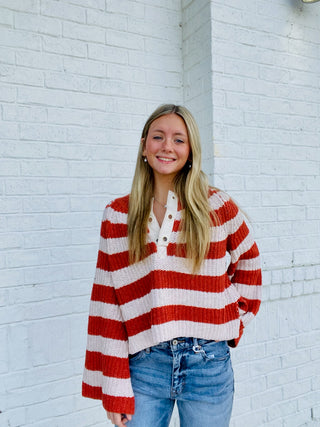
[82,382,135,415]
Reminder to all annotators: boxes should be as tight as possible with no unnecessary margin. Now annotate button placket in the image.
[149,190,178,255]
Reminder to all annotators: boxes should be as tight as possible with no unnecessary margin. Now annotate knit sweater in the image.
[82,189,262,414]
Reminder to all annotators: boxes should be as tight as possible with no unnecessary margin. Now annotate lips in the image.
[156,156,175,162]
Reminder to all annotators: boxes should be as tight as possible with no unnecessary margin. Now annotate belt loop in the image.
[192,337,202,353]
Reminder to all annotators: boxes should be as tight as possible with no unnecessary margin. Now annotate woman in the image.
[82,104,262,427]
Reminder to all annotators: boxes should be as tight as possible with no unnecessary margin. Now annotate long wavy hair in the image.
[127,104,219,272]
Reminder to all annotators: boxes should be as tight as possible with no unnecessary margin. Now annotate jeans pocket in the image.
[201,341,230,362]
[129,349,148,362]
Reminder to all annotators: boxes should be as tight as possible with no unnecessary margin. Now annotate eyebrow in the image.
[151,129,187,137]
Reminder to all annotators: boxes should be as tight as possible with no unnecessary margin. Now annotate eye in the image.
[153,135,162,140]
[175,138,184,143]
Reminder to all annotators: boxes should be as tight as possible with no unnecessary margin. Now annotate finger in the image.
[107,412,122,426]
[121,413,133,424]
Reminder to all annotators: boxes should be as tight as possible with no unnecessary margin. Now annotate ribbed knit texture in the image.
[82,189,262,414]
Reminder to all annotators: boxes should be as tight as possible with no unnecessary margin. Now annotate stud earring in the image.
[143,157,147,163]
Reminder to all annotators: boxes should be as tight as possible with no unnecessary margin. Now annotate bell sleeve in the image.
[82,207,135,414]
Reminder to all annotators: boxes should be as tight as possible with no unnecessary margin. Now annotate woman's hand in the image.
[107,412,133,427]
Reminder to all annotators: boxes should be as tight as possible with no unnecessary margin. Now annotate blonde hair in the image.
[128,104,219,272]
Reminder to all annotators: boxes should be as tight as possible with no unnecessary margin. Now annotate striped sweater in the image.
[82,189,262,414]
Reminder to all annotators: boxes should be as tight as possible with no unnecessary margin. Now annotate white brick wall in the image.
[1,1,320,426]
[209,1,320,426]
[0,1,183,426]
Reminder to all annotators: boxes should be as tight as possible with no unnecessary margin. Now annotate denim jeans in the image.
[125,338,234,427]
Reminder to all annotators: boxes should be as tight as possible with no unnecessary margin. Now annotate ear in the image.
[141,138,146,156]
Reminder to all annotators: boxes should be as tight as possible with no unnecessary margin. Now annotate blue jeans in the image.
[125,338,234,427]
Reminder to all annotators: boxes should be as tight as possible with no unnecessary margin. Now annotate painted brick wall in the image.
[0,1,183,426]
[209,1,320,426]
[182,0,215,179]
[1,1,320,426]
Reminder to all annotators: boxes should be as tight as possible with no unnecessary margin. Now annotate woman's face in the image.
[142,113,191,183]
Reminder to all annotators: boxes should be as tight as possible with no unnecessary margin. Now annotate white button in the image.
[172,339,178,345]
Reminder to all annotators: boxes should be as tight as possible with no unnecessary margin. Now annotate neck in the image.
[153,177,174,205]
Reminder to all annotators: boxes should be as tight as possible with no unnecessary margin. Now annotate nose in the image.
[162,137,173,151]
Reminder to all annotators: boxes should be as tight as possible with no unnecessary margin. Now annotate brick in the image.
[87,8,127,30]
[45,71,89,92]
[50,212,100,230]
[41,0,86,23]
[0,0,38,12]
[283,408,314,427]
[0,268,24,288]
[6,248,51,268]
[0,304,25,325]
[20,160,68,177]
[14,12,62,36]
[2,105,47,123]
[30,318,70,364]
[42,35,86,57]
[0,7,13,26]
[8,284,52,305]
[67,0,105,9]
[0,28,40,50]
[17,86,66,107]
[0,84,16,102]
[7,324,30,371]
[250,355,282,377]
[0,232,22,250]
[0,327,8,373]
[65,92,109,111]
[47,178,92,194]
[23,196,69,213]
[298,391,320,412]
[90,77,130,97]
[267,399,298,423]
[297,331,320,349]
[16,50,63,71]
[0,197,22,214]
[70,196,107,212]
[0,122,19,139]
[267,366,297,388]
[69,161,110,178]
[47,108,91,126]
[24,264,72,285]
[0,160,20,176]
[312,405,320,420]
[251,387,283,410]
[5,214,50,233]
[0,407,26,427]
[5,179,47,195]
[63,57,106,78]
[128,50,181,72]
[107,28,145,51]
[106,0,144,18]
[235,376,266,398]
[24,229,72,249]
[88,43,128,64]
[25,395,74,421]
[63,21,105,43]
